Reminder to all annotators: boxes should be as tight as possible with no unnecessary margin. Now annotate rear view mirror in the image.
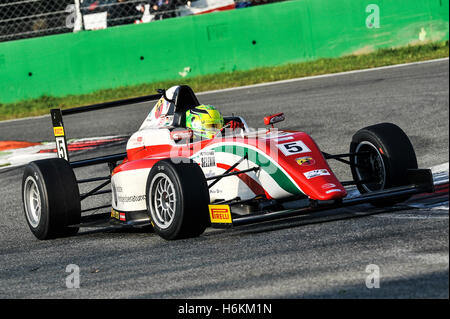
[264,113,285,126]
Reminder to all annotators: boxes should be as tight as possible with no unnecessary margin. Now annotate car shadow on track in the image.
[76,224,155,237]
[73,195,447,240]
[74,205,383,239]
[224,186,449,237]
[219,205,426,238]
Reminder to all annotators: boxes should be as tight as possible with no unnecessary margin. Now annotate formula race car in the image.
[22,85,434,240]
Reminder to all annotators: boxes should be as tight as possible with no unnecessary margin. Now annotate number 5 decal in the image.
[56,136,68,161]
[277,140,311,156]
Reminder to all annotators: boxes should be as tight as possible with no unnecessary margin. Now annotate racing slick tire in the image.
[145,158,210,240]
[349,122,418,207]
[22,158,81,240]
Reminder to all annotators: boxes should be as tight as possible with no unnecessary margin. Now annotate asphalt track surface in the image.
[0,59,448,298]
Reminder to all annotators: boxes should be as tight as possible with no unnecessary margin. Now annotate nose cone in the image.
[307,177,347,201]
[292,167,347,201]
[274,133,347,201]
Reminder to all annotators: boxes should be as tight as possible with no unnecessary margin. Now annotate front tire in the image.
[350,123,418,206]
[22,158,81,239]
[146,159,210,240]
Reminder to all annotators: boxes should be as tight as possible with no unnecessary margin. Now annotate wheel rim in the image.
[354,141,386,192]
[24,176,41,228]
[149,173,176,229]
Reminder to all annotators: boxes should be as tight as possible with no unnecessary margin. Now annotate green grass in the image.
[0,41,448,121]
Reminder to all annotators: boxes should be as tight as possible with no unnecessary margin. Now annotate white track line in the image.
[1,58,448,125]
[197,57,449,96]
[0,113,50,124]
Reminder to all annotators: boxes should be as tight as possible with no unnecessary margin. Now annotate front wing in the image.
[208,168,434,228]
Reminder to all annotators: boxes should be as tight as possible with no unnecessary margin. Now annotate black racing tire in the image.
[349,123,418,207]
[22,158,81,240]
[145,158,210,240]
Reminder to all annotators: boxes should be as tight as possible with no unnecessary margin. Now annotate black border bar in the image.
[61,93,161,116]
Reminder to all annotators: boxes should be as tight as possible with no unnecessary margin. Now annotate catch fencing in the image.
[0,0,283,43]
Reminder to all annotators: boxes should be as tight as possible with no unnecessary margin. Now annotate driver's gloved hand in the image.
[228,120,244,129]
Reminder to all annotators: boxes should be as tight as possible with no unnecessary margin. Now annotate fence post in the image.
[73,0,83,32]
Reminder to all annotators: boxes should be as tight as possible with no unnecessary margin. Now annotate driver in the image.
[186,105,243,139]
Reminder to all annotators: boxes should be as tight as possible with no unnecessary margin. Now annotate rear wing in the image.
[49,94,162,225]
[50,93,161,166]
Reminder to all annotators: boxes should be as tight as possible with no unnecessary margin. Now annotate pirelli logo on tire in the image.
[208,205,232,226]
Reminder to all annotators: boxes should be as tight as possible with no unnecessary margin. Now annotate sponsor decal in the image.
[157,115,173,126]
[326,189,342,194]
[130,135,144,147]
[276,136,294,142]
[296,156,315,166]
[111,209,119,220]
[117,195,146,203]
[322,183,336,189]
[209,205,232,224]
[110,209,127,222]
[263,131,293,140]
[304,169,330,179]
[154,99,164,118]
[200,151,216,168]
[53,126,65,137]
[277,140,311,156]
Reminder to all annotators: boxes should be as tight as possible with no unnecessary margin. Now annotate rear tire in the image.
[22,158,81,239]
[349,123,418,207]
[146,158,210,240]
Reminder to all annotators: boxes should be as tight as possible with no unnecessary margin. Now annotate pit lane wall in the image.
[0,0,448,103]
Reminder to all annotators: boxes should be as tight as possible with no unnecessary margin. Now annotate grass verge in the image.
[0,40,448,121]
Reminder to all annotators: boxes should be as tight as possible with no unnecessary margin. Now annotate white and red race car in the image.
[22,85,434,240]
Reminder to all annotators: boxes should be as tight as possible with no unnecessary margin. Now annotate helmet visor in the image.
[203,123,223,130]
